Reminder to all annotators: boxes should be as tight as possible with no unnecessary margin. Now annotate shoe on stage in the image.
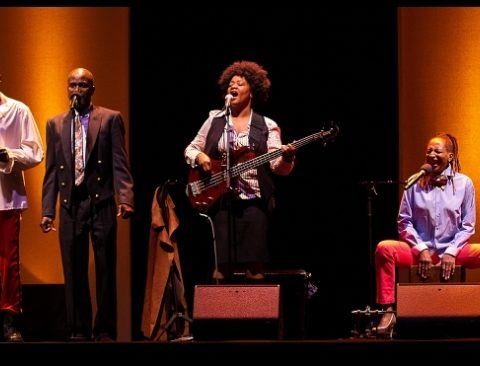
[3,314,23,342]
[69,332,92,341]
[373,307,396,339]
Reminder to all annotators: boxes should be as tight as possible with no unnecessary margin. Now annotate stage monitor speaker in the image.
[396,283,480,338]
[232,269,309,339]
[193,285,281,340]
[397,283,480,318]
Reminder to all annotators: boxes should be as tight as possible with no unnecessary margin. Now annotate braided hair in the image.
[434,132,460,173]
[419,132,460,193]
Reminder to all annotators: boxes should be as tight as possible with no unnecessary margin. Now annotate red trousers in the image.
[375,240,480,305]
[0,210,21,314]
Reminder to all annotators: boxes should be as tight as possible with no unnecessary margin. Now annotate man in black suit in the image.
[40,68,134,342]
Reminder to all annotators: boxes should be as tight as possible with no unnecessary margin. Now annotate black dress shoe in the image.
[3,314,23,342]
[94,333,115,342]
[69,332,92,341]
[5,329,23,342]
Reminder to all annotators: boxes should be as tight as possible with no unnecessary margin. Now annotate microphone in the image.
[404,163,433,190]
[224,94,233,109]
[70,95,78,111]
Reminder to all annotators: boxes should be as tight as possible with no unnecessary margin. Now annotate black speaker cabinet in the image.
[193,285,281,340]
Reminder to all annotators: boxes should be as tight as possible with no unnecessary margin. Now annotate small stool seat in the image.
[398,265,465,283]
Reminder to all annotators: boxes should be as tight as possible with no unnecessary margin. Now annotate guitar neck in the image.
[230,128,335,177]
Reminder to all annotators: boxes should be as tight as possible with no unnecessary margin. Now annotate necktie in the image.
[74,113,84,186]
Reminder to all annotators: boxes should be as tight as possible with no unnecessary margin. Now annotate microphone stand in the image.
[223,105,236,279]
[224,105,232,194]
[200,213,219,285]
[351,179,401,338]
[358,180,400,306]
[70,106,79,337]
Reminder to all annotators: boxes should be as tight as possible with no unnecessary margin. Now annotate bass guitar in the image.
[186,124,339,211]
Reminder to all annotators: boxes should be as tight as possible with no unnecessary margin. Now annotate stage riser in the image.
[22,284,68,341]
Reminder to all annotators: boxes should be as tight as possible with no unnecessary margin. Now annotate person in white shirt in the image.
[0,73,44,342]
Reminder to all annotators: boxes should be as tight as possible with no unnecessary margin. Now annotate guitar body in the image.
[187,148,255,211]
[187,159,227,211]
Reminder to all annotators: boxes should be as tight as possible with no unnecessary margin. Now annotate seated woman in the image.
[374,132,480,336]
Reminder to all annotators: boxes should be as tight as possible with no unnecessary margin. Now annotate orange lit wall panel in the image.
[0,7,130,340]
[398,7,480,244]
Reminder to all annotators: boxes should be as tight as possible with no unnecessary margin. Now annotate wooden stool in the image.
[398,265,465,283]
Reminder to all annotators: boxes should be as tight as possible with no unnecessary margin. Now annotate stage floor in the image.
[1,338,479,361]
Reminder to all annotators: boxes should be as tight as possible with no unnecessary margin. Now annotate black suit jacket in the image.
[42,105,134,218]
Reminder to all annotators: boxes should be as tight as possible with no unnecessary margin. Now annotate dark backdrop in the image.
[130,5,400,340]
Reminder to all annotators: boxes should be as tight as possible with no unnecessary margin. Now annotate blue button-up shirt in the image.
[398,169,475,257]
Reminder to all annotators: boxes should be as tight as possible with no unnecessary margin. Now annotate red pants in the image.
[0,210,21,314]
[375,240,480,305]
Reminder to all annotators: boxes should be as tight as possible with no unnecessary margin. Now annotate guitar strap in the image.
[249,113,275,210]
